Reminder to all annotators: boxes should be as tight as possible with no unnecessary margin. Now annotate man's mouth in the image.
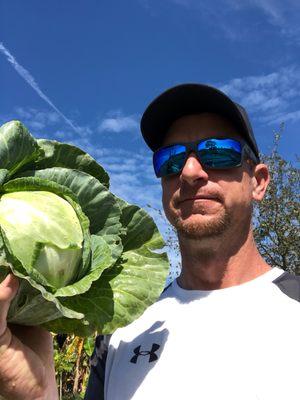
[179,195,221,204]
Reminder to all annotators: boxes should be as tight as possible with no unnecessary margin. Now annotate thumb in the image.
[0,274,19,336]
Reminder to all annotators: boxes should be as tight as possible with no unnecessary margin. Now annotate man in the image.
[85,84,300,400]
[0,84,299,400]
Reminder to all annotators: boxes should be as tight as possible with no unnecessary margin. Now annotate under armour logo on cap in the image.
[130,343,160,364]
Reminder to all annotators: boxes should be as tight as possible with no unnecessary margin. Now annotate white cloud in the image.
[240,0,300,36]
[101,158,140,173]
[227,0,285,23]
[14,107,60,130]
[218,66,300,124]
[5,106,93,143]
[14,107,32,120]
[144,0,300,42]
[98,111,139,134]
[261,109,300,125]
[97,149,159,202]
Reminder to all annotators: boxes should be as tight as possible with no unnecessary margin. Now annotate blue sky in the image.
[1,0,300,277]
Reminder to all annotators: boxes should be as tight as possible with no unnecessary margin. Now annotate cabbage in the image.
[0,121,169,336]
[0,191,83,288]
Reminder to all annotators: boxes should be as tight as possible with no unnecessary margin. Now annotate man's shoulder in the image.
[110,281,175,345]
[272,270,300,303]
[161,281,173,294]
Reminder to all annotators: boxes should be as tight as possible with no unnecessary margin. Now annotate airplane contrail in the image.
[0,42,81,135]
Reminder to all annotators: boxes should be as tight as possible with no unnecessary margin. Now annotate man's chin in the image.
[174,213,230,239]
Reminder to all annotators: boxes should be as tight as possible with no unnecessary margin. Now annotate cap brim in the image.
[140,83,259,159]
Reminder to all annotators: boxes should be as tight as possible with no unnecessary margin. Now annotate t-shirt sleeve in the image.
[84,334,111,400]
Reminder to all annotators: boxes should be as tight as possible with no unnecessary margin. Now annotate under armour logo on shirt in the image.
[130,343,160,364]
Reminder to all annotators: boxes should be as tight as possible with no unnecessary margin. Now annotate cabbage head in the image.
[0,121,169,336]
[0,191,83,288]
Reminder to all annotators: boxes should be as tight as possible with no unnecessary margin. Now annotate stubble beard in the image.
[173,207,231,240]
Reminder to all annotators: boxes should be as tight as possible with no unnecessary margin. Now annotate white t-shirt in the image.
[85,267,300,400]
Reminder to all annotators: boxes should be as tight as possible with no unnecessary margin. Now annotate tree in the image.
[253,127,299,275]
[205,140,217,150]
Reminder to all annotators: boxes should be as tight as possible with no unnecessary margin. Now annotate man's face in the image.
[161,113,257,240]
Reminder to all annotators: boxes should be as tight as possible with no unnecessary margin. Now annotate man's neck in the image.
[177,230,271,290]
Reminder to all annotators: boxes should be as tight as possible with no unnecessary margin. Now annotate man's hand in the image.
[0,274,58,400]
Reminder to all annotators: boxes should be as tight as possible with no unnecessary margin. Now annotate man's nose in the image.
[180,152,208,185]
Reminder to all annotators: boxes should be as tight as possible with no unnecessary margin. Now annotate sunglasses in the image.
[153,137,259,178]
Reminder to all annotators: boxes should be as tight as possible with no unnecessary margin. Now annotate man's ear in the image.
[252,163,270,201]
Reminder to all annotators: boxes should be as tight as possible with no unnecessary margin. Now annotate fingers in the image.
[0,274,19,336]
[0,274,19,301]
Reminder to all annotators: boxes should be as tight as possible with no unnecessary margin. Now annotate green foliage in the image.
[53,333,94,399]
[253,127,299,274]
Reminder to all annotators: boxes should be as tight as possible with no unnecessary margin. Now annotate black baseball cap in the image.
[140,83,260,161]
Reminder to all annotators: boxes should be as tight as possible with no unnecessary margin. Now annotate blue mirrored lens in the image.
[154,138,243,177]
[197,138,242,168]
[154,144,186,177]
